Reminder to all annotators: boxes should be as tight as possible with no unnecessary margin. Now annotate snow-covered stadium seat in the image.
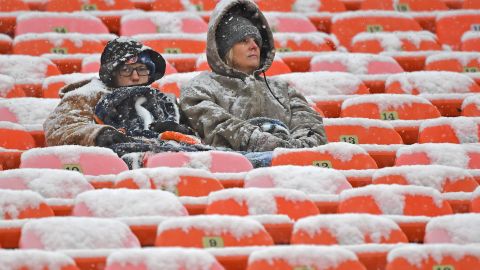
[273,32,335,52]
[0,55,61,97]
[0,190,54,219]
[462,95,480,117]
[15,12,109,35]
[425,213,480,244]
[341,94,441,120]
[134,33,206,54]
[41,73,98,98]
[0,0,28,36]
[244,165,352,194]
[461,31,480,51]
[386,244,480,270]
[418,117,480,143]
[120,12,207,36]
[426,52,480,73]
[114,167,223,197]
[291,214,408,245]
[105,248,225,270]
[155,215,274,247]
[45,0,135,11]
[339,184,453,216]
[436,10,480,50]
[360,0,448,11]
[150,0,210,11]
[372,165,478,192]
[331,11,422,50]
[324,118,404,144]
[0,249,80,270]
[151,71,200,97]
[246,245,366,270]
[205,188,319,220]
[144,151,253,173]
[264,12,317,32]
[0,33,12,54]
[272,142,378,169]
[20,145,129,175]
[395,143,480,169]
[0,122,36,150]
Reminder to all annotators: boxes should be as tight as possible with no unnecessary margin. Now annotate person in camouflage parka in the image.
[180,0,327,152]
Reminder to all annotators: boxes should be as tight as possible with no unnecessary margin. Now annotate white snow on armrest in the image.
[273,32,331,47]
[436,9,480,20]
[388,119,424,128]
[17,11,103,22]
[352,31,437,52]
[45,198,73,206]
[339,169,377,178]
[292,0,321,12]
[308,94,358,102]
[14,33,105,48]
[0,74,14,97]
[179,196,208,205]
[213,172,247,180]
[345,243,406,253]
[115,216,169,226]
[154,71,202,87]
[441,192,473,200]
[309,194,340,203]
[420,93,476,101]
[42,72,97,89]
[0,121,27,131]
[383,215,431,223]
[426,51,480,66]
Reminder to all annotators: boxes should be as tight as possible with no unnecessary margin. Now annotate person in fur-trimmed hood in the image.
[180,0,327,152]
[43,37,204,160]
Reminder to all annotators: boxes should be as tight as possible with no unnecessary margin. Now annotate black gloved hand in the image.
[149,120,194,135]
[95,128,134,147]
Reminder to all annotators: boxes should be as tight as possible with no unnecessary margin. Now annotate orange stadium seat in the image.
[0,0,29,11]
[341,94,441,120]
[426,52,480,74]
[464,0,480,8]
[0,55,60,97]
[461,31,480,51]
[134,33,207,54]
[0,189,54,219]
[105,249,225,270]
[120,12,208,36]
[472,187,480,212]
[0,0,28,35]
[462,95,480,116]
[150,0,217,11]
[0,33,12,54]
[264,12,317,33]
[436,10,480,51]
[418,117,480,144]
[291,214,408,245]
[338,184,453,216]
[20,145,129,175]
[155,215,274,247]
[310,53,404,93]
[425,214,480,244]
[0,250,80,270]
[151,71,200,97]
[395,143,480,169]
[13,33,105,56]
[206,188,319,220]
[295,0,346,32]
[42,73,98,98]
[361,0,448,11]
[0,122,36,150]
[386,245,480,270]
[324,118,404,144]
[273,32,335,52]
[340,169,377,188]
[372,165,479,192]
[114,167,223,197]
[246,246,367,270]
[272,142,378,169]
[0,74,20,98]
[358,144,403,168]
[331,11,422,50]
[15,12,109,35]
[144,150,253,173]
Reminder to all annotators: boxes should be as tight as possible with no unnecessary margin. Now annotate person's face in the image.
[115,63,150,87]
[231,37,260,75]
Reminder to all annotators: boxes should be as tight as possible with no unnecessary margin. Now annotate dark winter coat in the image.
[180,0,327,152]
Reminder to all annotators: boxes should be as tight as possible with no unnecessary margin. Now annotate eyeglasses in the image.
[117,64,150,77]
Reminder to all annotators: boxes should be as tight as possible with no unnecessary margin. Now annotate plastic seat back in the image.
[272,142,378,169]
[0,122,36,150]
[341,94,441,120]
[331,11,422,50]
[206,188,319,220]
[15,12,109,35]
[0,98,60,126]
[418,117,480,143]
[324,118,404,144]
[361,0,448,11]
[462,95,480,116]
[310,53,404,74]
[121,12,207,36]
[20,145,129,175]
[0,0,29,11]
[461,31,480,51]
[135,33,206,54]
[0,250,79,270]
[425,213,480,244]
[264,12,317,33]
[293,0,346,12]
[291,214,408,245]
[352,31,441,53]
[0,75,21,98]
[273,32,335,52]
[105,248,225,270]
[425,52,480,73]
[0,190,54,220]
[395,143,480,169]
[247,246,367,270]
[45,0,135,11]
[244,165,352,194]
[151,71,200,97]
[155,215,274,247]
[436,10,480,50]
[339,184,453,216]
[386,245,480,270]
[0,33,12,54]
[13,33,104,56]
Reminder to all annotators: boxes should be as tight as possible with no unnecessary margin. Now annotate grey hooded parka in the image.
[180,0,327,152]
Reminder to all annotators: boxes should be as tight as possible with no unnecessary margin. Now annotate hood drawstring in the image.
[262,71,284,107]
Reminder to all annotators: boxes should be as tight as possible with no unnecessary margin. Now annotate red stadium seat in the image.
[0,0,29,11]
[273,32,335,52]
[436,10,480,50]
[373,165,478,192]
[155,215,274,247]
[272,142,378,169]
[472,187,480,212]
[264,12,317,33]
[206,188,319,220]
[0,189,54,219]
[340,169,377,187]
[418,117,480,143]
[247,246,367,270]
[0,33,12,54]
[358,144,403,168]
[0,250,80,270]
[20,145,129,175]
[151,71,200,97]
[461,31,480,51]
[425,213,480,244]
[120,12,207,36]
[42,73,97,98]
[331,11,422,50]
[462,95,480,116]
[105,249,225,270]
[294,0,346,32]
[134,33,206,54]
[324,118,404,144]
[386,245,480,270]
[13,33,105,56]
[395,143,480,169]
[0,74,19,98]
[291,214,408,245]
[0,122,36,150]
[361,0,448,11]
[114,167,223,197]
